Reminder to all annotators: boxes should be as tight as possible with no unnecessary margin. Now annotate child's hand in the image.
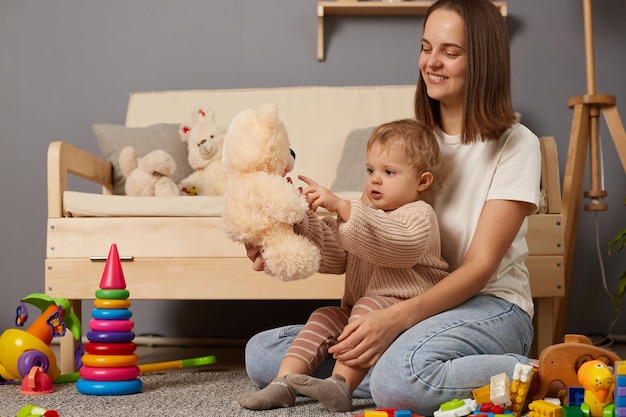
[299,175,350,220]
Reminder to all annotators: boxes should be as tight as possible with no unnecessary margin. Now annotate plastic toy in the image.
[76,243,143,396]
[354,409,422,417]
[55,355,217,383]
[434,398,477,417]
[20,366,54,395]
[568,387,585,407]
[490,372,511,407]
[472,384,491,405]
[614,361,626,417]
[528,399,562,417]
[509,362,537,417]
[16,404,59,417]
[577,360,615,417]
[0,294,80,384]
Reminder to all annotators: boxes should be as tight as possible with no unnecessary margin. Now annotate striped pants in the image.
[284,295,404,373]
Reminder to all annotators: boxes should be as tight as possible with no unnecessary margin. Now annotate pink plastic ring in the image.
[79,365,140,381]
[89,319,134,332]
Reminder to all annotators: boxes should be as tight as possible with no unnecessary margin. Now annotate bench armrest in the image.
[47,141,113,218]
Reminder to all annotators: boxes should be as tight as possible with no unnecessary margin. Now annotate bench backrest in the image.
[125,85,416,189]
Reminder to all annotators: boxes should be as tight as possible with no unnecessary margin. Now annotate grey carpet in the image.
[0,371,376,416]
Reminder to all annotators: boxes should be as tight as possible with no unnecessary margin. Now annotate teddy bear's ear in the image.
[179,123,193,143]
[195,105,216,123]
[256,102,280,123]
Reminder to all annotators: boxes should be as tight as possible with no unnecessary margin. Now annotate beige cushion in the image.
[63,190,361,218]
[93,123,193,195]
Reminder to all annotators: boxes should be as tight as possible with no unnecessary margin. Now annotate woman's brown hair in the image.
[414,0,516,143]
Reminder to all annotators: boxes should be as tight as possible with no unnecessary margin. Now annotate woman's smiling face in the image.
[419,8,468,111]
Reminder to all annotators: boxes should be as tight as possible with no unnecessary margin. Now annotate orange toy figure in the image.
[577,360,615,417]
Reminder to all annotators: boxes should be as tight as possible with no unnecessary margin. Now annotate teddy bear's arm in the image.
[246,172,309,225]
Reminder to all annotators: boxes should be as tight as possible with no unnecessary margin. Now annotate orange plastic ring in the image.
[81,353,139,368]
[93,299,131,309]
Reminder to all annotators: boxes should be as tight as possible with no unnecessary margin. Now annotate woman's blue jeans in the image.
[244,295,533,415]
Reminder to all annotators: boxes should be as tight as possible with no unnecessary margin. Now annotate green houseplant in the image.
[610,197,626,310]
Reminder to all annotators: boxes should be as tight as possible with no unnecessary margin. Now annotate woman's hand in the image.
[245,243,264,271]
[328,308,403,368]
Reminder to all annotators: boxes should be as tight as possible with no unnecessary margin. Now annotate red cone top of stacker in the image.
[99,244,127,290]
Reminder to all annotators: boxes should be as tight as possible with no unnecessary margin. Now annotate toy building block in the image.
[355,409,421,417]
[615,361,626,417]
[561,405,584,417]
[473,384,491,404]
[528,399,563,417]
[364,411,389,417]
[434,398,477,417]
[567,387,585,407]
[490,372,512,407]
[509,363,537,417]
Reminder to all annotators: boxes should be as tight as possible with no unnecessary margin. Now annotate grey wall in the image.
[1,1,625,343]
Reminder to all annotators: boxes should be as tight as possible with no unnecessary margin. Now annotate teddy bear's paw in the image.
[154,177,180,197]
[262,234,321,282]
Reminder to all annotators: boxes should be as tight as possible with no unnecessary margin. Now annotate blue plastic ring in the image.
[87,330,135,343]
[91,309,132,320]
[76,378,143,396]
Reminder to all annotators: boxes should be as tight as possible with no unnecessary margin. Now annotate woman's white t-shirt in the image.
[433,123,541,318]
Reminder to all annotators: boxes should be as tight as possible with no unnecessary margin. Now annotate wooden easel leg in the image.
[602,105,626,172]
[554,103,591,345]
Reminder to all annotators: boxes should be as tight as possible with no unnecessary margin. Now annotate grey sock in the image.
[286,374,353,412]
[236,376,296,410]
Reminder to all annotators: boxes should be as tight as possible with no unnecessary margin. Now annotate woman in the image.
[243,0,541,414]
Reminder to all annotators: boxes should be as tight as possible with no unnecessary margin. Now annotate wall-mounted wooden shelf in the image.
[317,1,508,61]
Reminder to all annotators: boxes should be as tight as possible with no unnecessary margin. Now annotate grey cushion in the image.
[93,123,194,195]
[330,126,374,192]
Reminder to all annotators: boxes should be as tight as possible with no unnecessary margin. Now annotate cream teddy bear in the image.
[222,102,321,282]
[118,146,179,196]
[178,106,226,196]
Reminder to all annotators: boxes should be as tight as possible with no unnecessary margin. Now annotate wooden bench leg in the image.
[58,299,82,374]
[533,298,554,357]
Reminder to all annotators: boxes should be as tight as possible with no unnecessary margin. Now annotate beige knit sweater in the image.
[295,197,449,308]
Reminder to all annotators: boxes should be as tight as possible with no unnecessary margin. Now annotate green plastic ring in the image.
[95,289,130,300]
